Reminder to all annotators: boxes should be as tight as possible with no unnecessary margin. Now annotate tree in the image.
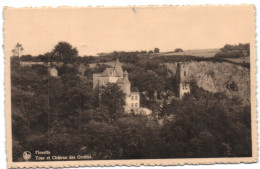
[100,83,126,122]
[52,42,78,65]
[215,43,250,58]
[12,43,24,57]
[11,56,20,70]
[154,48,160,53]
[38,52,54,66]
[64,83,94,113]
[174,48,183,52]
[133,70,165,101]
[80,120,118,159]
[20,55,32,61]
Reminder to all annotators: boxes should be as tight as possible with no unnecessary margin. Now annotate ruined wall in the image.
[179,83,191,99]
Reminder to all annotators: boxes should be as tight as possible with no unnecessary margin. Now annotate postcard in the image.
[4,5,257,168]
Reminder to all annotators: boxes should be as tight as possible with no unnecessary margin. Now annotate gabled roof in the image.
[100,68,122,77]
[114,58,123,77]
[99,58,124,77]
[114,58,121,67]
[100,68,114,77]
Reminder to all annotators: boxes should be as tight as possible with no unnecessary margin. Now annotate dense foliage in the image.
[100,83,126,122]
[174,48,183,52]
[215,43,250,58]
[11,51,251,161]
[20,50,250,69]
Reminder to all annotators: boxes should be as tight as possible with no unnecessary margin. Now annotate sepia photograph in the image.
[4,5,257,168]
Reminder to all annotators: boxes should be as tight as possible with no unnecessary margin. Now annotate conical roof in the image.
[114,58,123,77]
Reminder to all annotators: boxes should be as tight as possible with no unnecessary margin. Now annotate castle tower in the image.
[121,70,131,95]
[176,62,190,99]
[123,70,129,81]
[114,58,123,77]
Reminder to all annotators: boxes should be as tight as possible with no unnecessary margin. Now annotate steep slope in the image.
[165,61,250,104]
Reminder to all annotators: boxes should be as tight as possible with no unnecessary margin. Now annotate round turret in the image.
[114,58,123,77]
[123,70,129,81]
[121,70,130,95]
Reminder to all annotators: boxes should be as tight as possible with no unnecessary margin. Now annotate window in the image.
[131,96,134,100]
[184,71,186,76]
[131,103,134,107]
[110,70,114,76]
[135,103,138,107]
[135,96,138,100]
[183,83,186,90]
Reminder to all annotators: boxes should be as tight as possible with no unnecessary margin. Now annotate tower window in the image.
[131,103,134,107]
[135,103,138,107]
[183,83,187,90]
[184,71,186,76]
[135,96,138,100]
[131,96,134,100]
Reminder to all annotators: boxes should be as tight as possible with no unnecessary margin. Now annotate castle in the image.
[93,58,140,112]
[20,58,190,111]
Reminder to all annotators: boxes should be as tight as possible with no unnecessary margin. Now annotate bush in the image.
[174,48,183,52]
[215,43,250,58]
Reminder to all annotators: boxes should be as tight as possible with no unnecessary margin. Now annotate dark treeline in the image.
[215,43,250,58]
[20,51,250,69]
[18,41,250,69]
[20,50,150,65]
[11,45,251,161]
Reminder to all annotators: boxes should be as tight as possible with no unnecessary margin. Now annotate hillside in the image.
[11,56,252,160]
[165,61,250,104]
[145,49,220,58]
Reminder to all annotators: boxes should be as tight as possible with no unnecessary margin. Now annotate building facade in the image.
[93,58,140,112]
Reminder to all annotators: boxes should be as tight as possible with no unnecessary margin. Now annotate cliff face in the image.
[165,61,250,105]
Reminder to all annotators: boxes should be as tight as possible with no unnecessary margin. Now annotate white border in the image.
[1,0,259,169]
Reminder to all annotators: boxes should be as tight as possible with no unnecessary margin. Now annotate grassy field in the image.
[150,48,220,58]
[89,61,115,68]
[224,57,250,64]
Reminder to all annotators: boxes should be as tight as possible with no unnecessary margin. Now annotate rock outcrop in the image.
[165,61,250,105]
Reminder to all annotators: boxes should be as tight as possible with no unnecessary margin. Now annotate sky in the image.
[4,5,254,56]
